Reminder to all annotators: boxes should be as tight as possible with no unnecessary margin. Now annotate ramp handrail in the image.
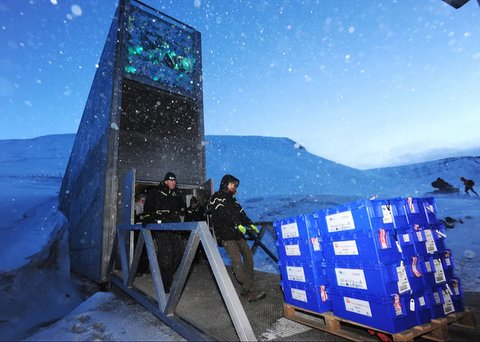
[110,221,257,341]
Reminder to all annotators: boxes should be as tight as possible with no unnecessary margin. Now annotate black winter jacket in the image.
[208,175,252,241]
[143,182,185,223]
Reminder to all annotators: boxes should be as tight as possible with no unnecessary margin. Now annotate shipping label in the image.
[281,222,299,239]
[326,211,355,233]
[433,258,446,284]
[287,266,306,282]
[333,240,359,255]
[285,244,301,256]
[335,268,367,290]
[381,205,394,224]
[311,237,321,251]
[396,263,411,294]
[424,229,438,253]
[291,288,308,302]
[416,231,424,242]
[344,296,372,317]
[442,292,455,315]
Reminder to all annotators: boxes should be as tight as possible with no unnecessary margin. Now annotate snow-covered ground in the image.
[0,134,479,340]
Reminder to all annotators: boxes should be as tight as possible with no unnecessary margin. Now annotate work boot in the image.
[247,290,266,302]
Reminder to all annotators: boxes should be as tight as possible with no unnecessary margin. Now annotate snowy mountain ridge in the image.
[1,134,479,199]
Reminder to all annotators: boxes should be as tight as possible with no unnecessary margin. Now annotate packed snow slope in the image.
[1,134,479,341]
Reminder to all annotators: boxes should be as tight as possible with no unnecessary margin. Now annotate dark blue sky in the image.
[1,0,479,168]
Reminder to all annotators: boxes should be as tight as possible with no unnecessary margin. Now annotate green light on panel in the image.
[128,46,144,55]
[125,65,137,73]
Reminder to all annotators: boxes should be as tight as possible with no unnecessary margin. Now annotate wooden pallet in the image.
[283,303,477,342]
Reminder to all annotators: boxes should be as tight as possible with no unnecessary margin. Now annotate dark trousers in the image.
[222,239,256,293]
[154,231,184,292]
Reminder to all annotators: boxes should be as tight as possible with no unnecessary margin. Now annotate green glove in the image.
[237,224,247,234]
[249,224,259,233]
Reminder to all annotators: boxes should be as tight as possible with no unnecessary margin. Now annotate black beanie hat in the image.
[164,172,176,181]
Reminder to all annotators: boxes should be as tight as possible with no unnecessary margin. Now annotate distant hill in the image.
[1,134,478,199]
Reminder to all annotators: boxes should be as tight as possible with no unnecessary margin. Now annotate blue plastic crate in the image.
[448,278,465,312]
[329,288,418,333]
[274,213,321,242]
[324,259,413,296]
[276,237,324,263]
[403,226,443,256]
[421,255,447,288]
[321,229,402,264]
[439,249,455,280]
[280,281,332,313]
[403,197,438,227]
[403,256,427,293]
[392,227,417,258]
[426,285,456,318]
[407,291,431,326]
[278,260,328,286]
[430,223,448,252]
[317,198,405,235]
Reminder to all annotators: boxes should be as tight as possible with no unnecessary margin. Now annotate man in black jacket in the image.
[143,172,186,292]
[208,174,266,302]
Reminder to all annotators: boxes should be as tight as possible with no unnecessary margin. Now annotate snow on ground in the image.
[24,292,185,342]
[1,134,479,341]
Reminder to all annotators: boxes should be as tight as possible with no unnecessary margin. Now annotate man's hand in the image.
[237,225,247,234]
[249,224,259,234]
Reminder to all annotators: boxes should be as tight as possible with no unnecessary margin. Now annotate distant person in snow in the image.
[460,177,479,196]
[207,174,266,302]
[431,177,455,192]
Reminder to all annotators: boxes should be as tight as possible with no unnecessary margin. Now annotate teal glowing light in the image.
[128,46,143,55]
[125,65,137,73]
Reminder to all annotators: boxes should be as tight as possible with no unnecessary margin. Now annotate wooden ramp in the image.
[283,303,477,342]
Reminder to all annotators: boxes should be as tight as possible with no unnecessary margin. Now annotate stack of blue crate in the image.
[397,197,464,319]
[316,198,420,333]
[273,213,331,313]
[274,196,464,334]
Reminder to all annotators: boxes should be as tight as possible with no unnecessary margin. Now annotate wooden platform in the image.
[283,303,477,342]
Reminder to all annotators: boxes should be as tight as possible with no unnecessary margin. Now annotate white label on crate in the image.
[433,291,441,305]
[326,211,355,233]
[291,288,308,302]
[424,229,438,254]
[335,268,367,290]
[425,260,432,273]
[285,244,301,256]
[416,231,424,242]
[442,292,455,315]
[452,281,460,296]
[333,240,359,255]
[433,259,446,284]
[419,296,426,307]
[402,233,411,243]
[344,296,372,317]
[311,237,321,251]
[395,240,403,253]
[281,222,299,239]
[445,256,452,267]
[425,204,435,214]
[381,205,394,224]
[287,266,306,282]
[396,263,411,294]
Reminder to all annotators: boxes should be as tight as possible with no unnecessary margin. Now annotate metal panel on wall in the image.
[118,79,204,185]
[59,7,121,281]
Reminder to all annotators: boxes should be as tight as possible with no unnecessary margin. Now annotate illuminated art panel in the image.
[125,5,198,97]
